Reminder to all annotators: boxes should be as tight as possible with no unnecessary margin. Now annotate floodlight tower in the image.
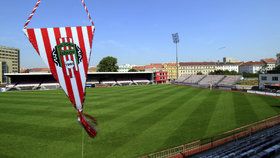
[172,33,180,79]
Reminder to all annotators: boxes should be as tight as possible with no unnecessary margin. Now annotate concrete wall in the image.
[259,74,280,89]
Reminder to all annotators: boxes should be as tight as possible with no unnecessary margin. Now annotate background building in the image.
[259,73,280,89]
[261,58,276,71]
[29,68,50,73]
[118,64,135,72]
[216,62,242,73]
[239,61,264,74]
[179,62,216,76]
[144,63,163,72]
[154,71,168,84]
[88,66,97,72]
[0,61,3,83]
[277,53,280,66]
[223,57,240,63]
[0,46,20,83]
[132,65,145,72]
[163,63,177,80]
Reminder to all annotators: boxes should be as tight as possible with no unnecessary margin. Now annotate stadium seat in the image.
[194,125,280,158]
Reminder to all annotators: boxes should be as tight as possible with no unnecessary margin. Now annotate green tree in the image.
[209,70,224,75]
[209,70,239,75]
[242,72,259,78]
[260,64,268,74]
[267,65,280,74]
[97,56,119,72]
[128,68,138,72]
[197,72,203,75]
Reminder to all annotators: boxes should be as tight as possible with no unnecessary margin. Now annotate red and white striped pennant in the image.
[23,26,94,111]
[23,0,97,138]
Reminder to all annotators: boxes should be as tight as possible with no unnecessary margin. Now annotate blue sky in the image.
[0,0,280,68]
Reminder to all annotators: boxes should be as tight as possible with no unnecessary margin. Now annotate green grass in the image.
[0,84,280,158]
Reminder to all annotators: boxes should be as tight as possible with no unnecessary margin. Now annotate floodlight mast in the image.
[172,33,179,79]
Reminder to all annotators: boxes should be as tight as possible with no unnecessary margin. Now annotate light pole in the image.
[172,33,179,79]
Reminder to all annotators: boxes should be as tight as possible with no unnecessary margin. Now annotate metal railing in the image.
[142,115,280,158]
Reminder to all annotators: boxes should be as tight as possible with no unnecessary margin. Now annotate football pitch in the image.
[0,84,280,158]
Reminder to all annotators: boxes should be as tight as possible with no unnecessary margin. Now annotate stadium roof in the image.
[4,71,154,76]
[5,72,51,76]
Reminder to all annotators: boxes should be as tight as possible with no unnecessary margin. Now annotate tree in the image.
[242,72,258,78]
[209,70,224,75]
[97,56,119,72]
[197,72,203,75]
[267,65,280,74]
[128,68,138,72]
[260,64,268,74]
[209,70,239,75]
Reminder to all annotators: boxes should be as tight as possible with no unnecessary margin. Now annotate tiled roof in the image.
[145,63,163,69]
[261,58,276,64]
[133,66,145,71]
[29,68,50,72]
[88,67,97,72]
[216,62,243,66]
[179,62,217,66]
[240,61,265,66]
[163,63,176,66]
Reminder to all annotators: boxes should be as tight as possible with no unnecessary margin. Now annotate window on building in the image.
[272,77,279,81]
[2,62,8,83]
[261,76,267,81]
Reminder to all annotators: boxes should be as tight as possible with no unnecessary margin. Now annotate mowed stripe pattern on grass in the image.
[0,85,280,158]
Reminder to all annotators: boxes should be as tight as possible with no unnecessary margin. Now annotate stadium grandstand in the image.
[4,72,154,91]
[174,74,242,89]
[144,115,280,158]
[194,124,280,158]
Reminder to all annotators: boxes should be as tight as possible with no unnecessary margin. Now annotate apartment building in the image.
[239,61,264,74]
[261,58,276,71]
[259,73,280,89]
[0,46,20,83]
[216,62,242,73]
[179,62,216,76]
[163,63,177,80]
[118,64,136,72]
[144,63,163,72]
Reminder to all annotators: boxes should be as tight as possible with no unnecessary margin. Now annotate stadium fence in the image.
[142,115,280,158]
[247,90,280,97]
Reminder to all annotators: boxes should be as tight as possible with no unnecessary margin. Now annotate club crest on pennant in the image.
[52,37,83,78]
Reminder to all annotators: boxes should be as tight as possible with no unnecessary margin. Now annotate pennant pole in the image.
[81,0,94,26]
[81,127,84,158]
